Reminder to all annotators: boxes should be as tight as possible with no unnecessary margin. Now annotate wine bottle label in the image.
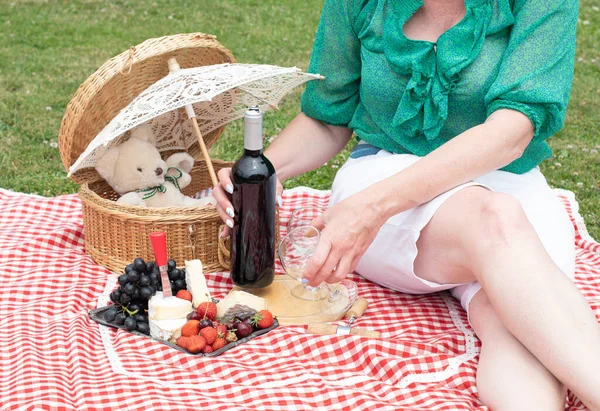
[244,107,263,151]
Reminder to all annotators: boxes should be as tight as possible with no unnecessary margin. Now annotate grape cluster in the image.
[103,257,187,335]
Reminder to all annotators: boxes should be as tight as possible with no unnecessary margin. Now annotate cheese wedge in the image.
[216,290,267,319]
[185,259,211,308]
[149,317,187,342]
[148,291,193,321]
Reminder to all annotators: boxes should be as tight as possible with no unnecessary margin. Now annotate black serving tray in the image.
[89,305,279,357]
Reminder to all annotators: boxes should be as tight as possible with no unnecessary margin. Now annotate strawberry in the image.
[215,323,228,338]
[181,320,201,337]
[199,326,218,345]
[176,336,192,350]
[226,330,238,343]
[212,338,227,351]
[196,301,217,321]
[251,310,275,329]
[176,290,193,302]
[202,345,214,354]
[187,335,206,354]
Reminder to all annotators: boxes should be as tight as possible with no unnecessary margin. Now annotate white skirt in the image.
[330,149,576,315]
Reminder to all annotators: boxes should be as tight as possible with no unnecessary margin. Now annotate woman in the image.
[214,0,600,409]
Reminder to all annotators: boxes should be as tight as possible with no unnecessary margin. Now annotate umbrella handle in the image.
[190,117,219,187]
[168,57,219,188]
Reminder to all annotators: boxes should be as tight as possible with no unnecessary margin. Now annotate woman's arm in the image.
[211,112,352,235]
[365,108,533,219]
[265,113,353,181]
[304,108,535,286]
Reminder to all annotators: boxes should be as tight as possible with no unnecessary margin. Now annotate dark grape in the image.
[148,272,159,284]
[119,293,131,305]
[127,271,140,282]
[133,258,146,272]
[131,288,141,301]
[110,290,120,304]
[139,275,150,287]
[174,279,185,290]
[224,321,235,330]
[140,286,154,300]
[167,259,177,271]
[189,311,202,320]
[124,317,137,331]
[132,313,148,323]
[124,282,136,296]
[118,274,129,286]
[144,261,155,274]
[235,322,253,338]
[136,322,150,335]
[114,287,123,299]
[114,312,126,325]
[198,319,213,329]
[104,307,119,322]
[156,282,162,291]
[168,269,181,281]
[124,264,135,274]
[128,303,143,313]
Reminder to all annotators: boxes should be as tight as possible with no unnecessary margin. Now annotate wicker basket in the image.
[58,33,256,273]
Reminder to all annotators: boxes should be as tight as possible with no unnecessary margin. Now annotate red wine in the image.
[230,107,276,288]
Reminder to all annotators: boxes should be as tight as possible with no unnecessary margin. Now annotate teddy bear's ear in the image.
[130,123,157,146]
[95,146,120,183]
[165,152,194,173]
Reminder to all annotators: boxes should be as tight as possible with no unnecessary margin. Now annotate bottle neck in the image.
[244,148,263,156]
[244,107,263,152]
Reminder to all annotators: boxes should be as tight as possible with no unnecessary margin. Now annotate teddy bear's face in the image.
[112,138,168,193]
[95,125,168,195]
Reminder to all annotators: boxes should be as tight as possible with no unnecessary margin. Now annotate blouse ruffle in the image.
[356,0,514,140]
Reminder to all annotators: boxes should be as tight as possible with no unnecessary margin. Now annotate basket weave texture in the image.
[58,33,247,273]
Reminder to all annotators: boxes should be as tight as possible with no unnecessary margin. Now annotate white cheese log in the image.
[185,259,211,308]
[149,317,187,342]
[148,291,192,321]
[216,290,267,319]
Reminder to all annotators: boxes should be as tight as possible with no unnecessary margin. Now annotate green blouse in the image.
[301,0,579,174]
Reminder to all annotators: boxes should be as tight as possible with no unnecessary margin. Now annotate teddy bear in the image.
[95,123,216,208]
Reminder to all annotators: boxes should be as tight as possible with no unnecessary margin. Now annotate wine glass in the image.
[277,225,329,301]
[286,206,328,232]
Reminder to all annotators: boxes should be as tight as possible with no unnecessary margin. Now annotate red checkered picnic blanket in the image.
[0,187,597,410]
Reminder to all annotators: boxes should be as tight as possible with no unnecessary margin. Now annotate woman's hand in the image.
[303,193,388,286]
[212,167,283,238]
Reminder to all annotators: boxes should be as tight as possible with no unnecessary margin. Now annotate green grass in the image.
[0,0,598,239]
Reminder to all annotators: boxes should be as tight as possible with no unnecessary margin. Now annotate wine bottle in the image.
[230,107,276,288]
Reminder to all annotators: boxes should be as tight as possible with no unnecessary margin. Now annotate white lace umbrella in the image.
[68,62,322,184]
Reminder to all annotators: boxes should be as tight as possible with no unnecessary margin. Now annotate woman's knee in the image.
[475,192,531,247]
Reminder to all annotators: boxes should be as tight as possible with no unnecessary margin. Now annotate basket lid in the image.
[58,32,235,184]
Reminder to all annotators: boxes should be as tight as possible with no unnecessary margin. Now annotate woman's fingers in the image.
[215,202,234,232]
[327,253,353,284]
[214,168,234,236]
[303,236,331,284]
[213,184,233,214]
[217,168,233,194]
[311,250,340,286]
[310,214,326,231]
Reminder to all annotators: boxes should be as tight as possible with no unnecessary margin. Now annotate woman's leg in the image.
[469,290,566,410]
[413,187,600,410]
